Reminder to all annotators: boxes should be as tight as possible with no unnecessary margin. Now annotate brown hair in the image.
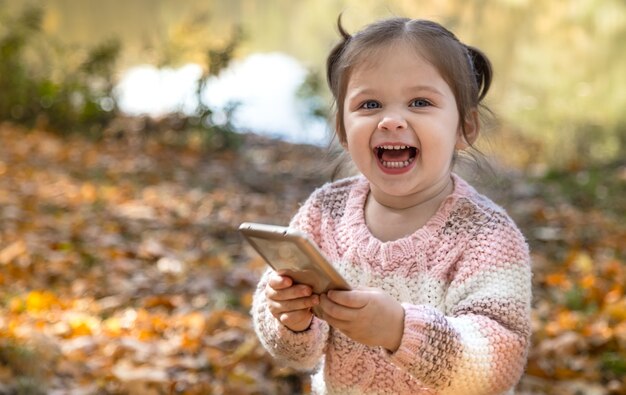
[326,16,493,146]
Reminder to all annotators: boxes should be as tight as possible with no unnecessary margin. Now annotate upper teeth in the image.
[379,145,409,150]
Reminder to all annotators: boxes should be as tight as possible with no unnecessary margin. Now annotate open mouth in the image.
[374,145,418,168]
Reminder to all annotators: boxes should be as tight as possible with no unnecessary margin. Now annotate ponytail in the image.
[465,45,493,102]
[326,14,351,98]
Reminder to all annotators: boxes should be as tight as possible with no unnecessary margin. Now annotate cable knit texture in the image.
[251,173,532,395]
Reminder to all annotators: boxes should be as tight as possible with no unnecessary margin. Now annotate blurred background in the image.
[0,0,625,394]
[3,0,625,163]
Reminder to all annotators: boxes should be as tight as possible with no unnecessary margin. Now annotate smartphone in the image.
[239,222,351,294]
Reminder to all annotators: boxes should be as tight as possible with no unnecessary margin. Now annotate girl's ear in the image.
[456,109,480,149]
[336,122,348,149]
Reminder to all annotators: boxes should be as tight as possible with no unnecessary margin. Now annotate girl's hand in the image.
[319,288,405,352]
[265,272,320,332]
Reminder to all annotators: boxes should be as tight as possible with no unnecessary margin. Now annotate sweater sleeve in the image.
[250,187,330,370]
[385,215,532,395]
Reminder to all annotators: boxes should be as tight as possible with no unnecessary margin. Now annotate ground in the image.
[0,123,624,394]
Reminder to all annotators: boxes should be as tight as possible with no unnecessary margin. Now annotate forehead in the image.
[346,41,447,88]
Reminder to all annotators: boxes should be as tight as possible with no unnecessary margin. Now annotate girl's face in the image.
[342,41,473,206]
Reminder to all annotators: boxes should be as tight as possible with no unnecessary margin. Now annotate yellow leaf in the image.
[573,251,594,273]
[103,317,123,337]
[69,320,93,337]
[26,290,60,312]
[67,314,100,337]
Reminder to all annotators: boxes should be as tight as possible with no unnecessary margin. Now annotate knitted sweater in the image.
[252,174,532,395]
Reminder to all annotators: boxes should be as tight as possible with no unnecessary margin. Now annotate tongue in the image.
[381,149,411,162]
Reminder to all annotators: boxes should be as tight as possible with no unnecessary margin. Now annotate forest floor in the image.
[0,123,624,394]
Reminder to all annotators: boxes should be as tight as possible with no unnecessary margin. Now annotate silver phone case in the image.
[239,222,351,294]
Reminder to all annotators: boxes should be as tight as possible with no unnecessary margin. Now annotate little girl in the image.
[252,17,531,395]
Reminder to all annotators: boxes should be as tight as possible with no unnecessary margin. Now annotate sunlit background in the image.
[4,0,625,166]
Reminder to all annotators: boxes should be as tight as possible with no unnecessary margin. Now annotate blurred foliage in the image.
[192,25,244,151]
[4,0,622,166]
[0,3,242,151]
[0,4,120,136]
[540,163,626,220]
[296,69,329,120]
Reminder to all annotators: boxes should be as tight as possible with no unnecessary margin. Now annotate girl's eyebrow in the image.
[347,84,445,100]
[404,85,445,97]
[346,87,375,99]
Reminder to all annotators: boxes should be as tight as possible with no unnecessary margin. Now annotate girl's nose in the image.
[378,115,407,131]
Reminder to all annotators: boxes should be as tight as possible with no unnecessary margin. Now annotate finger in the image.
[319,293,358,321]
[268,295,319,316]
[266,283,313,301]
[327,289,369,309]
[279,310,314,332]
[316,307,350,333]
[267,273,293,290]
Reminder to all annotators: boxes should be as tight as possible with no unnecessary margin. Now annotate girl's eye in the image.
[360,100,381,109]
[410,99,431,107]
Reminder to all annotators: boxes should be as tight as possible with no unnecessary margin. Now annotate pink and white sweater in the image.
[252,174,532,395]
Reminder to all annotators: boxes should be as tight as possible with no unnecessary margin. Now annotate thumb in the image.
[327,289,369,308]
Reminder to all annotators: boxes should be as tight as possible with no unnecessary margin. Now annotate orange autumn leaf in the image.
[579,274,596,290]
[136,329,158,341]
[545,272,570,288]
[545,310,583,336]
[604,286,623,305]
[180,333,202,353]
[149,315,169,334]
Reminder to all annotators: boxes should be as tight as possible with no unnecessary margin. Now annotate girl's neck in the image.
[364,176,454,242]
